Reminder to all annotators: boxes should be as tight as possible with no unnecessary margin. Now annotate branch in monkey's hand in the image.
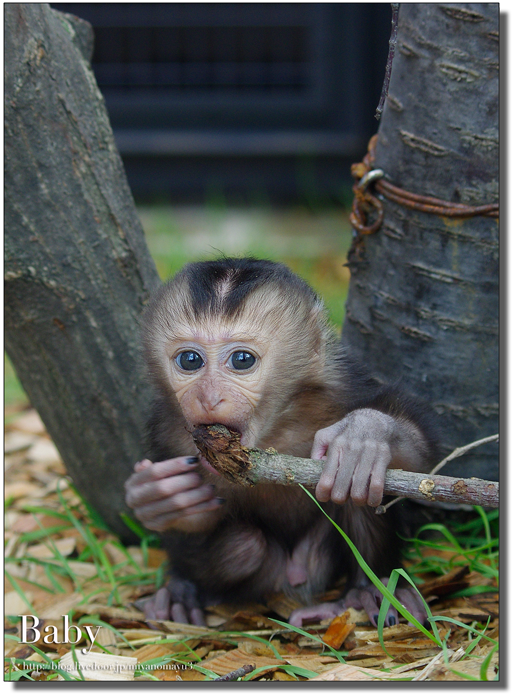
[192,424,499,510]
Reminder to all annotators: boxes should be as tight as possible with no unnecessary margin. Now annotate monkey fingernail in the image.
[216,497,226,504]
[185,456,199,465]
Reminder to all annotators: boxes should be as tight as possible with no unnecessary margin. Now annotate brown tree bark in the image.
[342,4,499,481]
[4,4,161,538]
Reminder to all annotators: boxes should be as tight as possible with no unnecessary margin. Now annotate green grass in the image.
[5,352,26,407]
[404,506,499,587]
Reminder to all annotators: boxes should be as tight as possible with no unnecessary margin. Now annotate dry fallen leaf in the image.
[200,647,276,680]
[322,611,356,649]
[26,538,76,560]
[310,663,405,681]
[26,438,61,464]
[9,409,47,434]
[11,512,69,534]
[58,651,138,681]
[5,590,35,616]
[5,432,36,454]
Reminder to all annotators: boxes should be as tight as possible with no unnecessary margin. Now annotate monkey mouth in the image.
[217,422,256,449]
[194,422,246,476]
[198,455,220,476]
[196,422,243,438]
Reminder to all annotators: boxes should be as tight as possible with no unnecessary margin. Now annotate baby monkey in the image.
[125,258,438,627]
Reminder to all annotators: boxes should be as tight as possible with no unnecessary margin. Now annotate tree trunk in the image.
[342,4,498,481]
[4,4,161,537]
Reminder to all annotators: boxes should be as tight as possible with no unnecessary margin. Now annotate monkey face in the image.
[143,266,329,449]
[165,320,270,447]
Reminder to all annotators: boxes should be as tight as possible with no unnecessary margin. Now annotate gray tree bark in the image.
[342,4,499,481]
[4,4,161,537]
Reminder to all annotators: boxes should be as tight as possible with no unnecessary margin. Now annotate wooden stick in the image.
[213,664,255,682]
[192,425,498,509]
[381,433,499,511]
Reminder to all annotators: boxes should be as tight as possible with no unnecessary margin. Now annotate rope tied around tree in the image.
[347,135,499,266]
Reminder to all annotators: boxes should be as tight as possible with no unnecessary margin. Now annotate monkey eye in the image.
[228,351,256,371]
[175,351,204,371]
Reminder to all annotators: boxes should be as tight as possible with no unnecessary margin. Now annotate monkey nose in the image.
[199,395,224,413]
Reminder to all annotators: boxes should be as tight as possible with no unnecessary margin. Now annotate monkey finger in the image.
[366,446,392,508]
[143,587,171,620]
[311,421,346,460]
[382,606,399,627]
[311,445,328,461]
[131,511,177,532]
[171,603,190,624]
[342,587,364,610]
[168,483,220,511]
[288,602,344,628]
[325,439,366,504]
[170,598,206,627]
[126,471,204,508]
[343,585,400,627]
[170,603,205,626]
[131,480,211,518]
[333,441,377,505]
[358,588,384,626]
[189,607,207,627]
[311,435,330,461]
[176,497,225,518]
[127,457,200,488]
[169,576,201,608]
[362,587,399,627]
[347,442,391,507]
[134,497,223,532]
[314,467,336,502]
[372,586,399,627]
[134,459,153,473]
[315,442,351,502]
[377,599,400,627]
[164,502,224,532]
[134,484,222,522]
[395,587,428,625]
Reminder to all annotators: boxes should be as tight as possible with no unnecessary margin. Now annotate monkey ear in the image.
[308,302,329,360]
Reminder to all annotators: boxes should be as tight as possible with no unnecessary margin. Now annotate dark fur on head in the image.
[181,257,320,318]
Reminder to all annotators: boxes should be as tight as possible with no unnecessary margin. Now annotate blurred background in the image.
[6,2,393,406]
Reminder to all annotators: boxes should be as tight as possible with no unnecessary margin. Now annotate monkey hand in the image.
[124,457,224,533]
[289,580,428,628]
[140,575,206,626]
[312,408,402,508]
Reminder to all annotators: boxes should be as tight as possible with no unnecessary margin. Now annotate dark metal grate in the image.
[49,3,392,199]
[93,25,309,91]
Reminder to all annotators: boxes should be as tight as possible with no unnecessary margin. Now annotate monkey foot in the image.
[288,601,345,628]
[138,579,207,626]
[288,582,428,628]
